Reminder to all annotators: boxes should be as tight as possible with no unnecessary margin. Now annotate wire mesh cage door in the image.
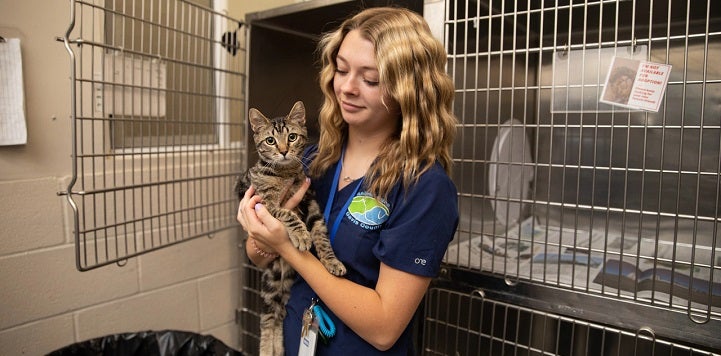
[441,0,721,352]
[60,0,246,271]
[423,287,721,356]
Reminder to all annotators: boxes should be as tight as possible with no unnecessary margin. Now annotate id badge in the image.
[298,316,319,356]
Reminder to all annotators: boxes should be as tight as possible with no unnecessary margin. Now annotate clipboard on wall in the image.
[0,35,28,146]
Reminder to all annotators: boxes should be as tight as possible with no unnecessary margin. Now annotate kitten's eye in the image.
[265,137,276,145]
[288,133,298,142]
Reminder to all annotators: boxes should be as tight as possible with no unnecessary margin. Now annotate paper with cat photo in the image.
[600,56,672,112]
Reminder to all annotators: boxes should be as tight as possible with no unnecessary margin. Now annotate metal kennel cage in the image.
[439,0,721,354]
[423,288,720,355]
[60,0,246,271]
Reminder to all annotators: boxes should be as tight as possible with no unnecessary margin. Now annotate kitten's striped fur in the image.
[235,101,346,356]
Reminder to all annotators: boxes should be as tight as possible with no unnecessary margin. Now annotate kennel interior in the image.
[438,0,721,354]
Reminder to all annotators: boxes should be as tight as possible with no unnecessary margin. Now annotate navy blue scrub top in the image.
[283,145,459,355]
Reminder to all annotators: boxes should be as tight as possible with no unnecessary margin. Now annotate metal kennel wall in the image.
[437,0,721,355]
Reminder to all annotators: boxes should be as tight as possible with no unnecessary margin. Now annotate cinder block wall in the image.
[0,178,241,354]
[0,0,296,354]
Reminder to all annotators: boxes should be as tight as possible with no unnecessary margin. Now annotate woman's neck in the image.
[339,130,387,188]
[346,128,389,156]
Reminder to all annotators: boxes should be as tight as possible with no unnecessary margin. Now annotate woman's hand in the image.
[237,178,311,265]
[237,186,276,267]
[238,187,282,250]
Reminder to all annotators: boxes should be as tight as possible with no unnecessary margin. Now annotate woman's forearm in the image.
[245,201,429,349]
[276,243,428,351]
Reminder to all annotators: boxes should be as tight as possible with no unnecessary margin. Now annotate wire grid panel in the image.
[423,287,721,356]
[443,0,720,326]
[238,263,263,355]
[60,0,246,270]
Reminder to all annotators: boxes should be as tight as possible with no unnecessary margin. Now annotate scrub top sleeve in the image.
[373,166,459,277]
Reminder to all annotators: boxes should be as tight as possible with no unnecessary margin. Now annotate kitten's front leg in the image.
[269,206,312,251]
[309,219,347,276]
[306,201,346,276]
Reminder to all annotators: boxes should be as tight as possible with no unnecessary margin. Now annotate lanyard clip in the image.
[311,301,336,339]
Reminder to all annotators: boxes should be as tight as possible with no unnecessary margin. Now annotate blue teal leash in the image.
[312,304,336,338]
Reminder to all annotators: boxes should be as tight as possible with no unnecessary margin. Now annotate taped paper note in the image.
[0,38,27,145]
[100,52,167,117]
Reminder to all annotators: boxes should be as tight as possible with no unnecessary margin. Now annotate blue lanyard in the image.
[323,148,363,246]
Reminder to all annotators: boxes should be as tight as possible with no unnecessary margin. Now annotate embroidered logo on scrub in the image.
[346,192,390,230]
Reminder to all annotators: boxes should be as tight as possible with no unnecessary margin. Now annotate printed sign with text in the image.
[600,56,672,112]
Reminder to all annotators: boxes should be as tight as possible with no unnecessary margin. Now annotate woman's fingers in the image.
[253,203,273,225]
[253,202,290,249]
[236,185,258,229]
[243,185,255,200]
[236,184,293,250]
[237,200,247,228]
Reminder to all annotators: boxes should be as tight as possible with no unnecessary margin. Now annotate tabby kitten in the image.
[235,101,346,356]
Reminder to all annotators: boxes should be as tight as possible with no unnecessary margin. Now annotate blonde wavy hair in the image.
[310,7,457,200]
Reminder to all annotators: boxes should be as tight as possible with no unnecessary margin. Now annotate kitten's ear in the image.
[287,101,306,126]
[248,108,269,133]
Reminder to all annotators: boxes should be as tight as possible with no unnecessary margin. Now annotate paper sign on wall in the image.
[600,56,672,112]
[99,52,167,117]
[0,38,27,146]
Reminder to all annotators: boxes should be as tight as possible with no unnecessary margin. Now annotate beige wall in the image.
[0,0,295,354]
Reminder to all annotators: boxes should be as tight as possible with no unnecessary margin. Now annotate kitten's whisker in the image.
[290,156,303,165]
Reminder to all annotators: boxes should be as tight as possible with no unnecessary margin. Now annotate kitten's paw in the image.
[291,231,312,251]
[297,237,312,252]
[323,260,347,276]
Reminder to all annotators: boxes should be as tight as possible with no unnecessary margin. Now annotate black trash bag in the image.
[47,329,244,356]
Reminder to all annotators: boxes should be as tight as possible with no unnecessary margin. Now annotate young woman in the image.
[238,7,458,355]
